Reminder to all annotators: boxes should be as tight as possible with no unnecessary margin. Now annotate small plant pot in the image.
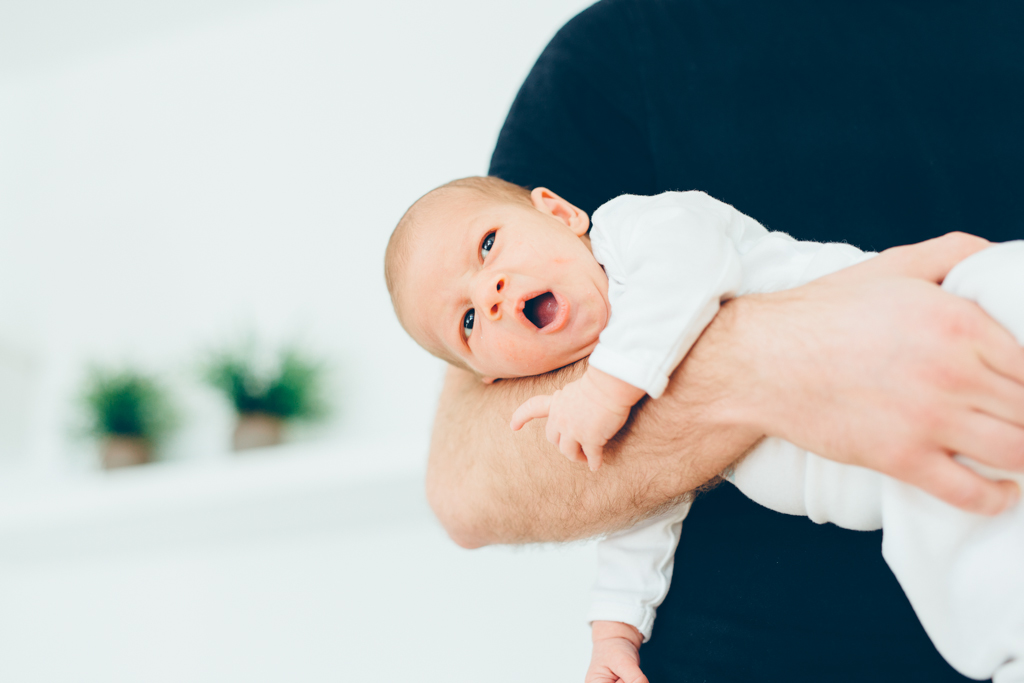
[232,413,284,451]
[102,436,151,469]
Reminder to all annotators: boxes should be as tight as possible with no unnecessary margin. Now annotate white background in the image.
[0,1,599,680]
[0,0,592,473]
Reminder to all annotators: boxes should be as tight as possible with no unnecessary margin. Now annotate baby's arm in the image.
[582,503,690,681]
[512,192,765,468]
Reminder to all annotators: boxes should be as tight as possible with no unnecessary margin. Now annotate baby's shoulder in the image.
[591,191,746,250]
[592,190,716,227]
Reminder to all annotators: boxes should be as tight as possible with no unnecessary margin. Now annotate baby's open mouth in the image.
[523,292,559,329]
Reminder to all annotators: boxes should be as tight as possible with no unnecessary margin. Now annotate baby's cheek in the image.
[482,336,538,376]
[490,336,531,368]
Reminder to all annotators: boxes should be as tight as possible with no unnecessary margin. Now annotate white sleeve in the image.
[588,191,766,398]
[587,502,691,642]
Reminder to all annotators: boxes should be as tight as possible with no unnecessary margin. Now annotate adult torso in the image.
[490,1,1023,680]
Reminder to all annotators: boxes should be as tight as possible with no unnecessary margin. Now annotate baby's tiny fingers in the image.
[510,395,552,431]
[584,668,619,683]
[585,444,604,472]
[609,660,649,683]
[561,438,585,463]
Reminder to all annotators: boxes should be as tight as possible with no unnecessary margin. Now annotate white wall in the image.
[0,0,594,473]
[0,2,603,681]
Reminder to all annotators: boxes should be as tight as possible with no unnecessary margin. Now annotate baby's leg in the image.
[881,241,1024,682]
[729,437,885,530]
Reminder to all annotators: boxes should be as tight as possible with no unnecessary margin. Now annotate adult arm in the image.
[427,233,1024,548]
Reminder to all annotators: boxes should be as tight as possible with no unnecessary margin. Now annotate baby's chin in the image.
[526,341,600,376]
[475,336,600,381]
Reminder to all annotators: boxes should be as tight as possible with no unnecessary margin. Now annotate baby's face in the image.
[400,188,610,381]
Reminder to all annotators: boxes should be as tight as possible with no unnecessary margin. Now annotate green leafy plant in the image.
[81,368,177,445]
[203,346,328,422]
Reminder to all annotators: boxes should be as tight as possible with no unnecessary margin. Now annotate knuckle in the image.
[917,406,952,435]
[913,356,966,393]
[931,301,985,343]
[884,442,939,481]
[933,357,963,385]
[941,231,989,253]
[884,448,918,479]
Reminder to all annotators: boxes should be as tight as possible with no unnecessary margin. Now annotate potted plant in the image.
[203,346,328,451]
[81,368,176,468]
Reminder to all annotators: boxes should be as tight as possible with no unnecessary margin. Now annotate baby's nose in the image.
[482,276,507,321]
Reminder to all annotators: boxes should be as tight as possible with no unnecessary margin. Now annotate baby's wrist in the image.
[591,620,643,649]
[584,367,646,409]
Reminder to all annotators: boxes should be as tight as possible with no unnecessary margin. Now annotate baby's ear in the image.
[531,187,590,236]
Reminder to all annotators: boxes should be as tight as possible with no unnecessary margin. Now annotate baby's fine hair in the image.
[384,177,533,373]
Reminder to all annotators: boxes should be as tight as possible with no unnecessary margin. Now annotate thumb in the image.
[510,394,553,431]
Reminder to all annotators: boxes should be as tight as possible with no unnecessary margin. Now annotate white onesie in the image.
[584,191,1024,683]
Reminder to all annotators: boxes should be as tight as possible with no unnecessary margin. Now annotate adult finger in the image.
[941,411,1024,473]
[969,370,1024,431]
[864,232,991,282]
[510,395,552,431]
[909,453,1020,515]
[978,323,1024,388]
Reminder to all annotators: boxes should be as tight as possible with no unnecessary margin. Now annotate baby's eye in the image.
[480,231,496,260]
[462,309,475,339]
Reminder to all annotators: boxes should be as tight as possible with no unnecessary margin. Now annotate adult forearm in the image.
[426,302,761,548]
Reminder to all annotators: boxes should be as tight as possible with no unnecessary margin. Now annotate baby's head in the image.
[386,176,610,382]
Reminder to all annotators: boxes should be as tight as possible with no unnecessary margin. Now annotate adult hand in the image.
[729,233,1024,514]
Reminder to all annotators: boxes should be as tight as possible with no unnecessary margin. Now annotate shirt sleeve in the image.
[588,502,692,642]
[588,191,766,398]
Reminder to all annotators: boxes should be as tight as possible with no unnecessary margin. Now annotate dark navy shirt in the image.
[489,1,1023,680]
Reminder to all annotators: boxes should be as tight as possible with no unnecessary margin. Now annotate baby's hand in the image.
[586,621,648,683]
[510,368,645,471]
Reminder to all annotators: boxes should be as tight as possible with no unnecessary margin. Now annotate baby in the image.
[386,176,1024,683]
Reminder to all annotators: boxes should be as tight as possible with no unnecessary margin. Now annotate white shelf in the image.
[0,436,430,562]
